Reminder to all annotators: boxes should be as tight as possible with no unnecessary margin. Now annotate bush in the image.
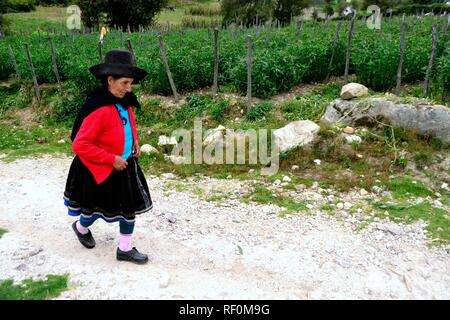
[246,101,272,121]
[4,0,36,13]
[392,3,450,15]
[35,0,69,5]
[77,0,168,30]
[0,46,14,80]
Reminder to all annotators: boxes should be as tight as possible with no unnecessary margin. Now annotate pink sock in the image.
[76,220,89,235]
[119,234,132,252]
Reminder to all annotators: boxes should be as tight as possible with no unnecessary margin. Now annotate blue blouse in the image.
[115,103,133,159]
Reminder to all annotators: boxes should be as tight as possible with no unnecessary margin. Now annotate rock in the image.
[336,202,344,210]
[273,179,281,186]
[381,191,393,199]
[158,135,177,146]
[248,169,255,174]
[313,159,321,165]
[15,263,27,271]
[140,144,158,154]
[306,204,314,209]
[359,188,368,196]
[203,126,225,146]
[340,83,369,100]
[380,223,403,236]
[166,212,177,223]
[161,173,176,179]
[356,153,363,159]
[164,155,188,164]
[282,176,291,182]
[320,98,450,143]
[159,272,170,288]
[432,200,443,208]
[57,139,65,144]
[343,126,355,134]
[441,183,449,191]
[343,202,353,210]
[372,186,383,194]
[272,120,320,153]
[291,165,300,171]
[341,133,362,145]
[335,257,353,268]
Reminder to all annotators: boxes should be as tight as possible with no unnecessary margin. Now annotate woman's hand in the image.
[132,142,141,158]
[113,155,128,171]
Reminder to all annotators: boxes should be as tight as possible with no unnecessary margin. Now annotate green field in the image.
[3,1,222,33]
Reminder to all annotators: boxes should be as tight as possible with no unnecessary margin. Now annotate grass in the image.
[156,0,221,26]
[387,176,433,200]
[4,6,68,33]
[280,82,342,122]
[4,1,221,34]
[371,200,449,245]
[0,228,7,238]
[243,185,308,216]
[0,124,72,162]
[0,274,69,300]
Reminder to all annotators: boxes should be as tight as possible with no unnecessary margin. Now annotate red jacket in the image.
[72,105,138,184]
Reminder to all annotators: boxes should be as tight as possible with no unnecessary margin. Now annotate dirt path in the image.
[0,155,448,299]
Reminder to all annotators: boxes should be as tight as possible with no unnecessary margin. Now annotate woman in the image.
[64,49,152,264]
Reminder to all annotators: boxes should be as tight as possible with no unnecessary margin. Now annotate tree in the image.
[77,0,168,30]
[0,0,8,33]
[362,0,396,13]
[273,0,311,25]
[221,0,311,26]
[324,0,334,16]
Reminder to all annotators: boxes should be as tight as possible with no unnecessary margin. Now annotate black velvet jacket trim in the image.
[71,87,140,141]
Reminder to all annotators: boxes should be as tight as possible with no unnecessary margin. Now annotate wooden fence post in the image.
[126,39,136,65]
[48,37,62,90]
[24,43,41,104]
[98,41,103,63]
[395,14,407,96]
[344,14,356,84]
[327,21,342,80]
[444,14,449,35]
[296,19,303,37]
[7,45,21,80]
[157,33,180,101]
[212,25,219,96]
[246,35,253,112]
[424,24,438,97]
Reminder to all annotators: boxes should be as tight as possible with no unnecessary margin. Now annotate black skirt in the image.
[63,155,153,224]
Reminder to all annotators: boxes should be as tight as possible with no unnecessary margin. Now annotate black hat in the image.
[89,49,148,82]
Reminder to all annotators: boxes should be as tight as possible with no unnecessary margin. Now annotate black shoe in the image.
[72,221,96,249]
[116,247,149,264]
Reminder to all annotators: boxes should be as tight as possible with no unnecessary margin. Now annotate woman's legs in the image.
[118,221,135,252]
[76,215,99,234]
[116,220,148,264]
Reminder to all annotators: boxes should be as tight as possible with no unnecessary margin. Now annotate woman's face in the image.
[108,76,134,98]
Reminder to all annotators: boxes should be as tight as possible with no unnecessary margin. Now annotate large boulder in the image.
[320,97,450,143]
[273,120,320,153]
[158,135,178,146]
[140,144,159,154]
[340,83,369,100]
[203,125,226,146]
